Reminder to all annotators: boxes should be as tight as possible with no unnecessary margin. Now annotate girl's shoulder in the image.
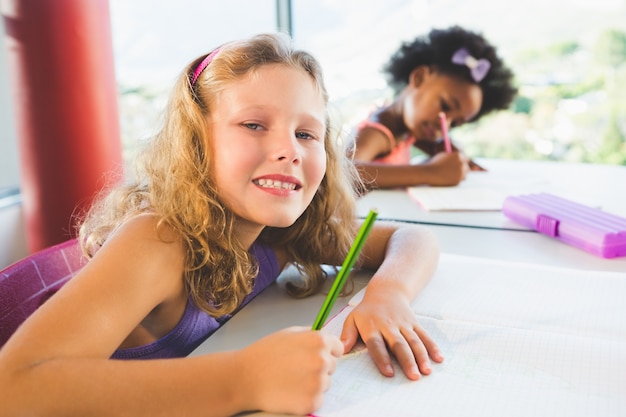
[109,213,177,241]
[90,213,186,300]
[357,120,397,147]
[102,213,185,270]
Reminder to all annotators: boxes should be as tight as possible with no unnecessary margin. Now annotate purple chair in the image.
[0,239,87,347]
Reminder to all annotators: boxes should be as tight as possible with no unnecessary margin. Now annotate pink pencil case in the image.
[502,193,626,258]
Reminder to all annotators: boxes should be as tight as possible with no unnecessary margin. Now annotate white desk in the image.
[191,159,626,416]
[191,223,626,354]
[357,158,626,230]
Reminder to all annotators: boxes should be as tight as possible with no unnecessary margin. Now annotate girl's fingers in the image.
[363,333,395,377]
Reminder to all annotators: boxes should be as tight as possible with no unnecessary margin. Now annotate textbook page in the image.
[407,170,548,211]
[314,254,626,417]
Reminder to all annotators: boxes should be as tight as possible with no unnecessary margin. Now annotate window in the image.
[0,16,20,192]
[111,0,626,165]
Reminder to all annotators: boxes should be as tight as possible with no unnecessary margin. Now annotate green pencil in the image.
[312,209,378,330]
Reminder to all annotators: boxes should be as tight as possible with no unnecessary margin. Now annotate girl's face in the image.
[209,64,327,242]
[402,67,483,141]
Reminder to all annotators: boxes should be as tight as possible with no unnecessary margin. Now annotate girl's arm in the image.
[354,154,468,188]
[0,329,342,416]
[0,215,342,416]
[352,128,469,188]
[338,221,444,380]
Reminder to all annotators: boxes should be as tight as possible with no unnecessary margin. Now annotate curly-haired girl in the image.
[351,26,517,188]
[0,33,442,416]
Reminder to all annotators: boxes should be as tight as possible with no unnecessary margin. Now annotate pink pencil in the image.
[438,112,452,153]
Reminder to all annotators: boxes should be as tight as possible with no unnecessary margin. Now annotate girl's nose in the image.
[271,132,301,164]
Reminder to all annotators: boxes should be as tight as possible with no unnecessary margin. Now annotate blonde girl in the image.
[0,33,442,416]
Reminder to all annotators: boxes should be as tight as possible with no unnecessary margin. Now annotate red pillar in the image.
[2,0,123,252]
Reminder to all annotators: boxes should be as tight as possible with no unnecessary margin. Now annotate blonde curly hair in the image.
[78,33,362,317]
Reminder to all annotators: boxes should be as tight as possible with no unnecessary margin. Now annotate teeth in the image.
[256,179,297,190]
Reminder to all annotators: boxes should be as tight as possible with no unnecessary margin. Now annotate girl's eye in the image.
[440,100,451,113]
[243,123,262,131]
[295,131,315,140]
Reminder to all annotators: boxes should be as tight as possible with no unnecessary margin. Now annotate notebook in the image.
[313,254,626,417]
[407,170,548,211]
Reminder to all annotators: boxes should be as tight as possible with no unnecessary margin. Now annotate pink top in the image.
[357,121,415,165]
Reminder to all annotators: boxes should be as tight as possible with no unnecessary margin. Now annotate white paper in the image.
[315,254,626,417]
[407,171,548,211]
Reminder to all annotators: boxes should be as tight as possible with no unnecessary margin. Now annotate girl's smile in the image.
[253,174,302,193]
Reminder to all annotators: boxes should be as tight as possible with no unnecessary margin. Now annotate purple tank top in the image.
[111,241,279,359]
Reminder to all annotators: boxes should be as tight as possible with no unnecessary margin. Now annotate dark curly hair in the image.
[384,26,517,121]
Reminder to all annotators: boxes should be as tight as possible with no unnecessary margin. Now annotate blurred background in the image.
[1,0,625,265]
[109,0,626,167]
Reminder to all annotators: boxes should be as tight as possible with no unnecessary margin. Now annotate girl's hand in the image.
[423,151,470,186]
[468,159,487,171]
[339,290,444,381]
[236,326,343,416]
[415,138,486,172]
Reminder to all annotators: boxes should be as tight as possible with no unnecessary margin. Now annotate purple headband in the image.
[190,48,221,86]
[451,48,491,83]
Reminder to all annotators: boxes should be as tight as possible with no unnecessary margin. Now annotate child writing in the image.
[351,25,517,189]
[0,33,443,416]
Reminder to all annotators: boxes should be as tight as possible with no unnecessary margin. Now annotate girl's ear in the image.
[409,66,432,88]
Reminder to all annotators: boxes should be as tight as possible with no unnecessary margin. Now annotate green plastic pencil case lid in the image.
[502,193,626,259]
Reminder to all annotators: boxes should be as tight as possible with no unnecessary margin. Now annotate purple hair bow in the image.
[451,48,491,82]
